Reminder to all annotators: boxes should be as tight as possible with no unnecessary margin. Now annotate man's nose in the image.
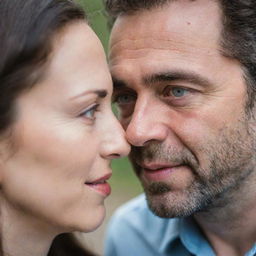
[125,100,168,147]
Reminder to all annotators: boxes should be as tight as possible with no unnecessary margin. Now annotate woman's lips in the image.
[86,182,111,197]
[85,173,112,197]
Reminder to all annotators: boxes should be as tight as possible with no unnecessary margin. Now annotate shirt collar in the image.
[179,217,215,256]
[245,243,256,256]
[159,216,215,255]
[159,218,180,252]
[160,216,256,256]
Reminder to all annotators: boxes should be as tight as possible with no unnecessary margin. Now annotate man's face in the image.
[109,0,256,218]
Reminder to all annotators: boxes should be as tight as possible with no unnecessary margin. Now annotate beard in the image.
[130,116,256,218]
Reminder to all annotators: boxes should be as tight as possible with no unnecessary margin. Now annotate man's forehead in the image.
[109,0,222,71]
[110,0,222,46]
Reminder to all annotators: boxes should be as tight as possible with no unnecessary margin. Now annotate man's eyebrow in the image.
[112,77,128,90]
[112,71,213,90]
[70,89,107,101]
[143,70,213,88]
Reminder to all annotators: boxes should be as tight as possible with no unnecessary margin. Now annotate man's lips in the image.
[140,162,181,170]
[139,162,183,182]
[85,173,112,197]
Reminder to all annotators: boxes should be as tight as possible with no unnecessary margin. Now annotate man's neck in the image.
[194,176,256,256]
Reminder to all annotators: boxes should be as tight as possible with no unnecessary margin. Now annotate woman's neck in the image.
[0,198,58,256]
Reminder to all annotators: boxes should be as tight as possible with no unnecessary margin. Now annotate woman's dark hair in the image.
[0,0,85,133]
[0,0,96,255]
[48,233,97,256]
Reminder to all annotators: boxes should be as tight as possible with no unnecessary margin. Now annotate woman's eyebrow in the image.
[70,89,108,101]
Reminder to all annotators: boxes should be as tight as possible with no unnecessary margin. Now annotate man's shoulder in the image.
[107,193,179,239]
[113,193,149,218]
[105,194,180,255]
[111,194,159,224]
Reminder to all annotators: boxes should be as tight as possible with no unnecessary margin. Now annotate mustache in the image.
[130,141,199,172]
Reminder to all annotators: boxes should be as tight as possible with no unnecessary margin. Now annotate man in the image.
[104,0,256,255]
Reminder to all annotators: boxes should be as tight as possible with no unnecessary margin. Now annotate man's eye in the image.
[163,86,189,98]
[112,93,136,119]
[80,104,99,120]
[113,94,136,105]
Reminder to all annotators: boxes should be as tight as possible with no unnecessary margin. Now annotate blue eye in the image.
[163,86,189,98]
[114,94,136,105]
[171,88,188,97]
[112,92,136,119]
[80,104,99,120]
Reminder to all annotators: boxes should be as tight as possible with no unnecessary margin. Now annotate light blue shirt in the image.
[104,194,256,256]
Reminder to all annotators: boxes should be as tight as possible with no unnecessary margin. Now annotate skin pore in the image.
[0,22,129,256]
[109,0,256,255]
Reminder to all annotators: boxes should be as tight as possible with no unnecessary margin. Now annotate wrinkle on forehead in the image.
[110,0,222,62]
[110,36,220,65]
[111,0,221,37]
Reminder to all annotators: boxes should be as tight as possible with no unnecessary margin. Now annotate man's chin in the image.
[145,192,187,218]
[143,186,205,219]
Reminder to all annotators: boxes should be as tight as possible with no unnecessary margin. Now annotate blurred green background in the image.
[77,0,142,196]
[77,0,110,51]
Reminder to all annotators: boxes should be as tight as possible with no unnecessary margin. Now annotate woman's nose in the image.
[100,113,130,160]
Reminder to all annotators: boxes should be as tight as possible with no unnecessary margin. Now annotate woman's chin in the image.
[64,206,106,233]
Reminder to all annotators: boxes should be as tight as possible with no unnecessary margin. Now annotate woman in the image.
[0,0,130,255]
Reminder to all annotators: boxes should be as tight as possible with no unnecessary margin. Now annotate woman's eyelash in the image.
[79,104,100,120]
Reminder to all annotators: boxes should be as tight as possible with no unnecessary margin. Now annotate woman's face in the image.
[0,22,130,233]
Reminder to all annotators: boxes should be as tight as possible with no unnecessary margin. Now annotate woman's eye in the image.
[163,87,189,98]
[80,104,99,121]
